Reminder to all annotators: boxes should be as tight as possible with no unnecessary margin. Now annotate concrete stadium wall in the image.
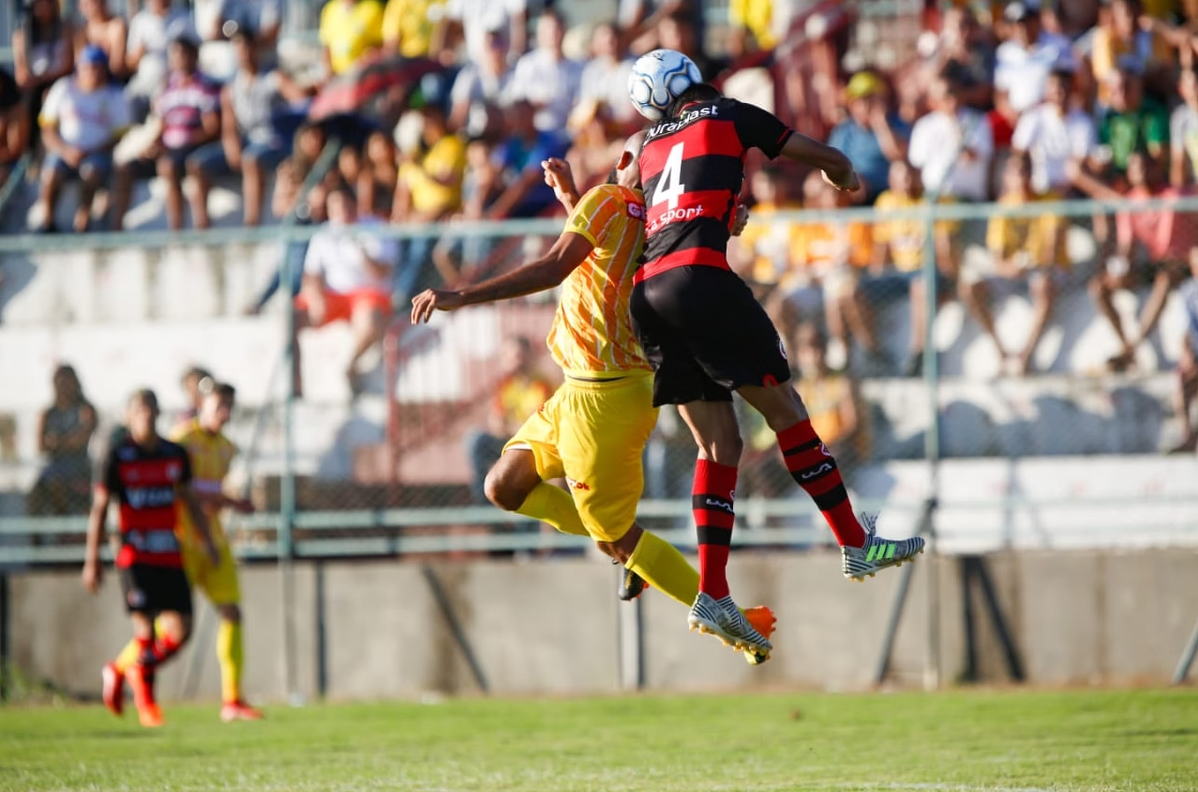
[6,548,1198,704]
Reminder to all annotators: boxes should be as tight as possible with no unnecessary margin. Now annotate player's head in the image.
[199,381,236,432]
[666,82,721,119]
[612,130,645,190]
[52,364,83,402]
[181,365,213,407]
[127,389,161,443]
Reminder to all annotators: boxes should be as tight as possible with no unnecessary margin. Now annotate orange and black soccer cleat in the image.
[127,665,164,728]
[741,606,777,666]
[220,701,265,722]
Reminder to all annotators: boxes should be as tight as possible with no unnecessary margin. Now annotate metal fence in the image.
[2,192,1197,573]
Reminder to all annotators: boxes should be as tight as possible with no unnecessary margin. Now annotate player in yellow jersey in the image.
[411,141,776,661]
[108,380,263,721]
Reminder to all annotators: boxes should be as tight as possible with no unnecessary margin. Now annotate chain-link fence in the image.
[2,194,1198,569]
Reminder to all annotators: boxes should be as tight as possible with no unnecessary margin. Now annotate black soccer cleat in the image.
[617,564,648,601]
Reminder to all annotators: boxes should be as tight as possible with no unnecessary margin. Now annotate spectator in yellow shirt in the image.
[728,165,801,296]
[383,0,448,59]
[320,0,384,77]
[962,153,1067,375]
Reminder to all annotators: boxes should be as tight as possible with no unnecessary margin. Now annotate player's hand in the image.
[731,204,750,237]
[410,289,463,324]
[542,158,579,204]
[82,558,102,593]
[822,168,861,193]
[204,539,221,567]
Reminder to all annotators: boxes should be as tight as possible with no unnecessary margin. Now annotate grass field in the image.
[1,688,1196,791]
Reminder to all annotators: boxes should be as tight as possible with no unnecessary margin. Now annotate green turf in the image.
[1,688,1196,791]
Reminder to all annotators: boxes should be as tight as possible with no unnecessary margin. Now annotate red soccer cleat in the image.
[741,606,777,666]
[220,700,265,722]
[101,662,124,717]
[137,702,165,728]
[127,665,163,727]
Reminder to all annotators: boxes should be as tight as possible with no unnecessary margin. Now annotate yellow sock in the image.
[114,639,141,673]
[515,482,590,537]
[626,531,700,607]
[217,619,244,704]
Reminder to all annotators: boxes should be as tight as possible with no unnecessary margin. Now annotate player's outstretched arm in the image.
[780,132,861,193]
[82,485,110,593]
[543,158,581,212]
[410,232,595,324]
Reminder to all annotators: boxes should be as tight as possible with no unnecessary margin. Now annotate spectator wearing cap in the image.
[827,71,910,204]
[503,9,583,134]
[448,29,513,132]
[125,0,193,120]
[435,0,527,69]
[190,28,307,227]
[383,0,449,61]
[320,0,385,77]
[35,45,130,233]
[908,69,994,201]
[1096,64,1168,176]
[110,34,220,231]
[75,0,129,80]
[994,1,1075,115]
[1012,68,1096,194]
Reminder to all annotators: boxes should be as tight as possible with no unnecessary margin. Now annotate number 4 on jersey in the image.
[652,142,686,209]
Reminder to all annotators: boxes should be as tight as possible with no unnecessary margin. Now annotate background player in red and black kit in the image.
[630,80,926,648]
[82,389,219,728]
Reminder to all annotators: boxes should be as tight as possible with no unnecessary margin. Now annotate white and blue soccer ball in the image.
[627,49,702,122]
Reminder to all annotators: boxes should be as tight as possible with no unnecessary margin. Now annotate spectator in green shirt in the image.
[1098,65,1168,175]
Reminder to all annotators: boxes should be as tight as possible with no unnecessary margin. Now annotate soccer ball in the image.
[627,49,702,122]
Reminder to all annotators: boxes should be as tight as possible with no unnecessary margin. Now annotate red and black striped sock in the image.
[778,420,866,548]
[692,458,738,599]
[136,634,182,670]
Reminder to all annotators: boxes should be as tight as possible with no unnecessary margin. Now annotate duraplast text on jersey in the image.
[647,104,719,139]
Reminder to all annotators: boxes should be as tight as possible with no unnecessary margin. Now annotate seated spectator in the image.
[320,0,385,77]
[464,336,553,505]
[728,165,799,296]
[1170,253,1198,453]
[1097,65,1168,177]
[572,22,635,131]
[1072,152,1196,371]
[190,29,304,227]
[961,154,1067,375]
[124,0,193,120]
[828,71,910,204]
[294,187,396,397]
[792,323,868,470]
[908,70,994,201]
[994,1,1074,115]
[12,0,75,143]
[432,136,497,285]
[868,159,959,377]
[111,34,220,231]
[27,364,96,517]
[436,0,527,69]
[1081,0,1172,108]
[505,9,582,134]
[0,67,29,194]
[75,0,129,80]
[383,0,448,60]
[1012,68,1096,195]
[448,29,513,133]
[1170,68,1198,187]
[357,129,398,219]
[35,46,130,234]
[394,101,466,224]
[479,99,568,219]
[922,5,994,110]
[208,0,281,66]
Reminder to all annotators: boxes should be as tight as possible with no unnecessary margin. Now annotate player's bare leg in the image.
[737,381,924,579]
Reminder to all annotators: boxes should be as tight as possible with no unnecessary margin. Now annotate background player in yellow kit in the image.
[411,144,775,661]
[171,380,262,721]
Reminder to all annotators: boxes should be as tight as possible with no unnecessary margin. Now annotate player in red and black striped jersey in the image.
[629,80,926,649]
[82,389,219,728]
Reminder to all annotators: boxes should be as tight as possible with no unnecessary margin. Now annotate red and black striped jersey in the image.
[99,437,192,569]
[636,97,794,283]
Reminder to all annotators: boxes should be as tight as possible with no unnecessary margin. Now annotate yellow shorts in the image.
[504,371,658,543]
[181,533,241,606]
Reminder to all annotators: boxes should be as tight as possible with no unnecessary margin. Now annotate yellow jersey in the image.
[986,192,1068,270]
[549,184,651,377]
[382,0,446,58]
[873,191,960,273]
[170,418,237,544]
[400,133,467,215]
[320,0,385,75]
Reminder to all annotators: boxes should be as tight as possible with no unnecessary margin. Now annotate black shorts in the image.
[630,265,791,406]
[119,564,193,616]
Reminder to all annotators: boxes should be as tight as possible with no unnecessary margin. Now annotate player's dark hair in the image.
[129,388,159,411]
[605,167,619,185]
[201,379,236,402]
[667,82,721,118]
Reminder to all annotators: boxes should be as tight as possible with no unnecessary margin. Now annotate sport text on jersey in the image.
[645,103,719,141]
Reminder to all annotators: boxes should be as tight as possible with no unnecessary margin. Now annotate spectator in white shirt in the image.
[1012,69,1095,194]
[125,0,194,119]
[435,0,526,68]
[908,71,994,201]
[35,46,130,233]
[294,187,397,398]
[504,10,582,134]
[573,22,635,129]
[448,29,513,132]
[993,1,1074,115]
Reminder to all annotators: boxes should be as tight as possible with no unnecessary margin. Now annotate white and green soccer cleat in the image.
[688,592,773,656]
[841,513,925,581]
